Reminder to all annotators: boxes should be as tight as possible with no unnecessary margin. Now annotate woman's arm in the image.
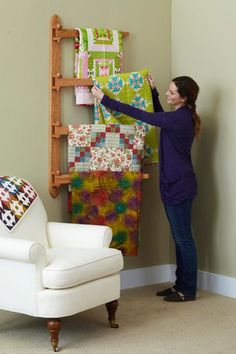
[151,87,164,112]
[101,94,173,128]
[91,86,174,129]
[147,74,164,112]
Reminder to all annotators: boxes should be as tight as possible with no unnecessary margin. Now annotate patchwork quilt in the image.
[0,176,38,232]
[68,123,145,172]
[70,171,142,256]
[93,70,158,164]
[74,28,123,105]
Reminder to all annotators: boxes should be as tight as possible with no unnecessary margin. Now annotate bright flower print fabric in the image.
[68,123,145,172]
[71,171,142,256]
[93,70,158,164]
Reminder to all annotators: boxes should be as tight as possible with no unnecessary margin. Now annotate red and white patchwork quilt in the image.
[0,176,38,231]
[68,123,145,172]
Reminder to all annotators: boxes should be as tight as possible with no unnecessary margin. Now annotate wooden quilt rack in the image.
[49,14,149,198]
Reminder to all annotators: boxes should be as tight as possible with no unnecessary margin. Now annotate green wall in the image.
[2,0,235,279]
[172,0,236,277]
[0,0,171,270]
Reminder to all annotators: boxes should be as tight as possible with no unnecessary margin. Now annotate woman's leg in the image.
[164,205,183,291]
[164,199,197,297]
[174,243,184,291]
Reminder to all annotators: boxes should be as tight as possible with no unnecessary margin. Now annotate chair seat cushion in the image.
[43,248,123,289]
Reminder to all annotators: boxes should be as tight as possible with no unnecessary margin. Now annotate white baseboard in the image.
[121,264,236,298]
[197,269,236,298]
[120,264,175,290]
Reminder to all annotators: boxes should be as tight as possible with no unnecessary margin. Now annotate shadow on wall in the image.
[192,89,220,273]
[139,163,169,264]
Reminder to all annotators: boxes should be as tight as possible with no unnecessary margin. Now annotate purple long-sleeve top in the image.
[101,88,197,205]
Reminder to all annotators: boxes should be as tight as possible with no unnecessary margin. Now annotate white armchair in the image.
[0,176,123,351]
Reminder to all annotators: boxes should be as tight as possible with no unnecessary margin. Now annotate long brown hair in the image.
[173,76,201,138]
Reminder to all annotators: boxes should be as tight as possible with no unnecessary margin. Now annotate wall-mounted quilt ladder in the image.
[49,14,148,198]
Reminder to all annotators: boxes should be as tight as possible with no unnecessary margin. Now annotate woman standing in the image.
[92,75,201,302]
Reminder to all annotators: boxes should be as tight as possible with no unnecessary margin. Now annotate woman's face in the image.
[166,82,185,109]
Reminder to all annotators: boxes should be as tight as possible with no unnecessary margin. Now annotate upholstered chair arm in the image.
[0,237,47,315]
[46,222,112,248]
[0,237,47,265]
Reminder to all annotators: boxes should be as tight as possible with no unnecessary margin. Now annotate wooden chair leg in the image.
[105,300,119,328]
[47,318,61,352]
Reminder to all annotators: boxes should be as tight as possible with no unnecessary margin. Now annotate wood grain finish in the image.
[47,318,61,352]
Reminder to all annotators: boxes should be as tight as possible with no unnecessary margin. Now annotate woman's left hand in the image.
[147,74,156,90]
[91,86,104,102]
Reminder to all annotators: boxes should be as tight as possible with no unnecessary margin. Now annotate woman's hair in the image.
[172,76,201,138]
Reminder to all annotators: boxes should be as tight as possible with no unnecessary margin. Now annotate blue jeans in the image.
[164,199,197,297]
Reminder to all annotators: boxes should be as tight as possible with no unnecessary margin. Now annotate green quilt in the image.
[93,70,158,164]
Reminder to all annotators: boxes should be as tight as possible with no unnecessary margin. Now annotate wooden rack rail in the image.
[49,15,148,198]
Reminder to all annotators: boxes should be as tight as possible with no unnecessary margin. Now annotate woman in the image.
[91,75,201,302]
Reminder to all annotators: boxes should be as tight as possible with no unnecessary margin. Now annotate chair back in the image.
[0,176,49,248]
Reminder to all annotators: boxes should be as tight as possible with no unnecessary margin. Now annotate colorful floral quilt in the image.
[93,70,158,163]
[74,28,123,105]
[70,171,142,256]
[68,123,145,172]
[0,176,38,232]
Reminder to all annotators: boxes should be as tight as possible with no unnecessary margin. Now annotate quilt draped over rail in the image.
[68,123,145,256]
[70,171,142,256]
[68,123,145,172]
[93,69,158,164]
[74,28,123,105]
[0,176,38,232]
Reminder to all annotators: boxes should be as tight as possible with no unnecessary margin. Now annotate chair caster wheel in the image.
[109,320,119,328]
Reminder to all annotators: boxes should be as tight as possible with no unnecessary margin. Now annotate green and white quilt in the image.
[93,70,158,164]
[74,28,123,105]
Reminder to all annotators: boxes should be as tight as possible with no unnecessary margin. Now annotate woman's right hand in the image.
[148,74,156,89]
[91,86,104,102]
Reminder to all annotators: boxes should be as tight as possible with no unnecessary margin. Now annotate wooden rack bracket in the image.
[49,15,148,198]
[49,15,62,198]
[53,173,149,189]
[53,28,129,40]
